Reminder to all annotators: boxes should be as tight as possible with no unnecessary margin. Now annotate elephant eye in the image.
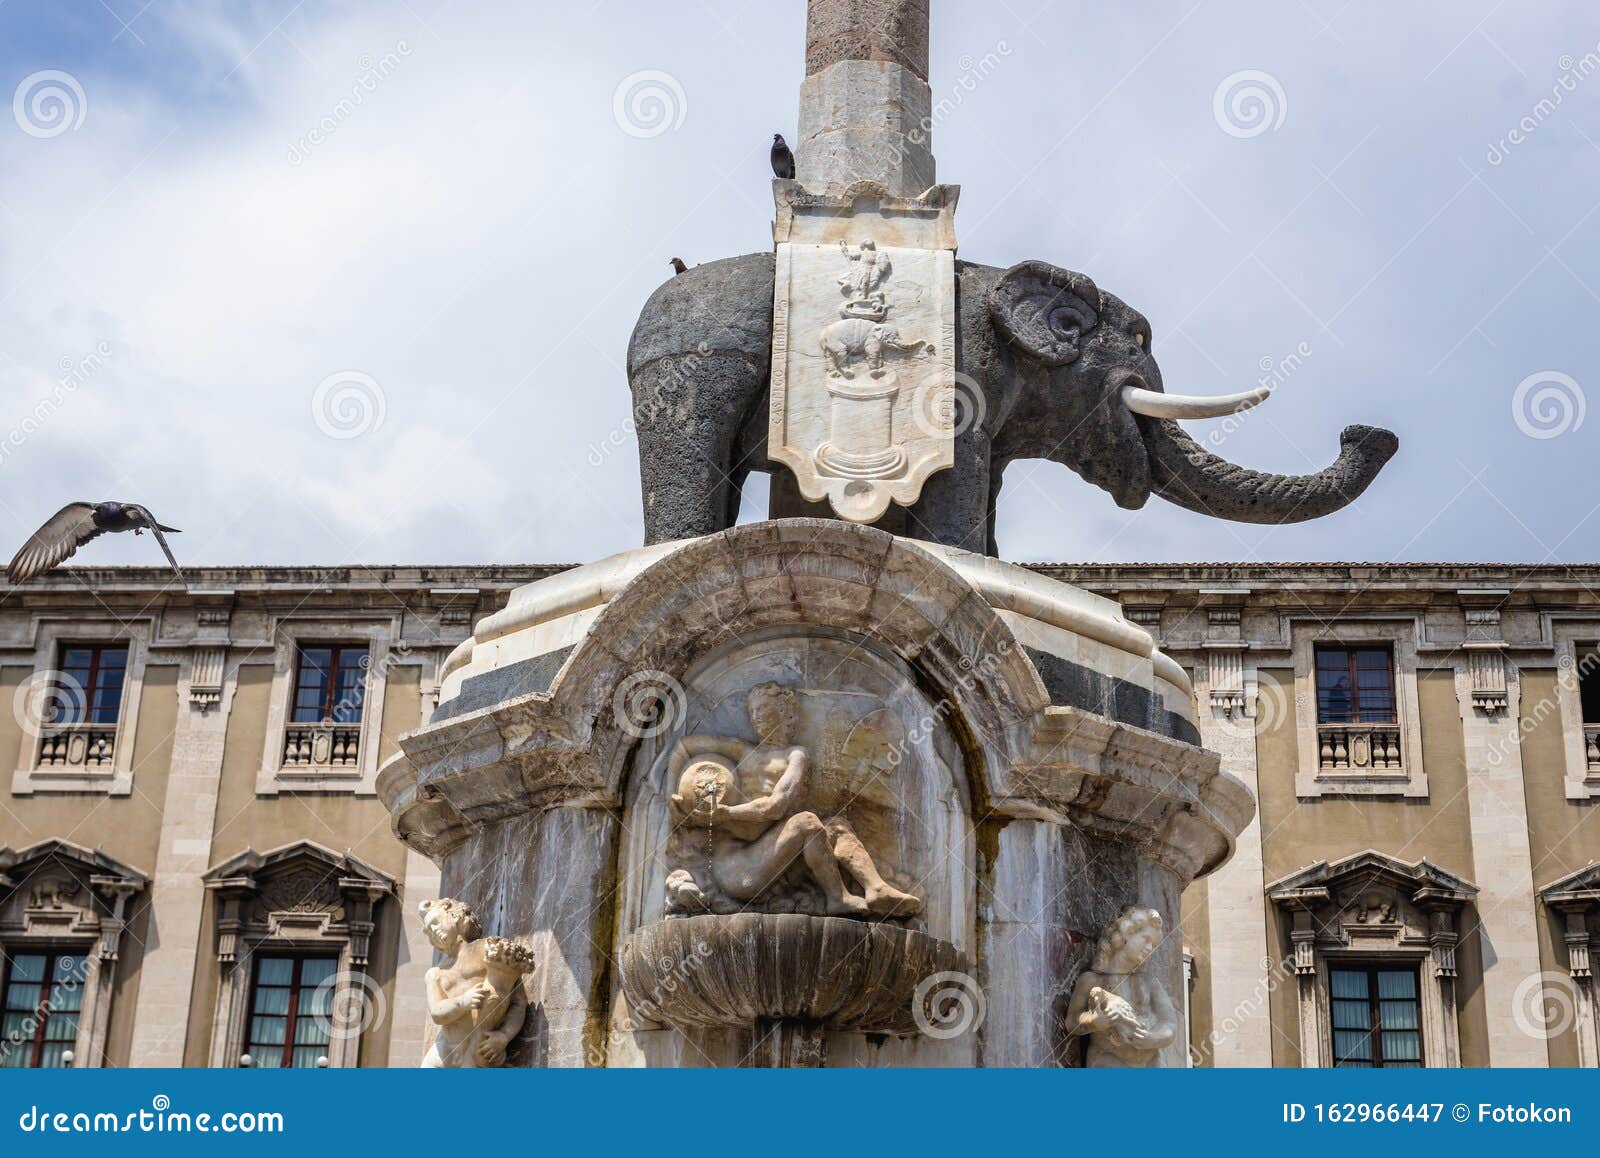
[1048,301,1094,339]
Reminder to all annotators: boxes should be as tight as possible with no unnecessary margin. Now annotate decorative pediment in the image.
[1267,851,1477,979]
[202,841,396,965]
[1539,863,1600,908]
[1268,850,1476,908]
[0,840,147,959]
[1540,864,1600,982]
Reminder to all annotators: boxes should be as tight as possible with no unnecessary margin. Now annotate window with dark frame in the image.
[0,951,88,1068]
[1315,646,1398,725]
[1329,965,1422,1068]
[1580,648,1600,726]
[53,644,129,725]
[244,955,337,1069]
[289,645,368,725]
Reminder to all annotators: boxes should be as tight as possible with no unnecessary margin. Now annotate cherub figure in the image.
[838,238,891,313]
[1065,905,1179,1067]
[667,682,920,919]
[419,898,535,1068]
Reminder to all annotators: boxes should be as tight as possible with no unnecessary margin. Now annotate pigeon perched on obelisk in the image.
[8,502,183,583]
[669,257,688,275]
[770,133,795,180]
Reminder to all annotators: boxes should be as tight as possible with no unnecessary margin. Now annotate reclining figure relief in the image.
[663,681,922,920]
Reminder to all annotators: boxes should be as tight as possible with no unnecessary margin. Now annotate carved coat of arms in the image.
[769,182,959,523]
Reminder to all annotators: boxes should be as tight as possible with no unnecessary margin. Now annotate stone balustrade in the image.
[37,723,117,768]
[282,722,361,768]
[1317,722,1403,771]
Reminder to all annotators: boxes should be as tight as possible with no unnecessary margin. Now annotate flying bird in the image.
[670,257,689,275]
[7,502,183,584]
[771,133,795,180]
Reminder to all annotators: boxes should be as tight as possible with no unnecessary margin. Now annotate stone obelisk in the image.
[795,0,935,196]
[769,0,957,525]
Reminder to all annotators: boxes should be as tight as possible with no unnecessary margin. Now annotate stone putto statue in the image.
[419,898,536,1068]
[664,681,921,920]
[1065,905,1179,1067]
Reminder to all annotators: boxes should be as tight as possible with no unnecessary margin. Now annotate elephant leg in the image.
[633,351,766,545]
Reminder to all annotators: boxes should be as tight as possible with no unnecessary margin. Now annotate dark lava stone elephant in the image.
[626,253,1398,556]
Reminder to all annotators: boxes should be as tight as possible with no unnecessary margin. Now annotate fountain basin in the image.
[619,913,965,1037]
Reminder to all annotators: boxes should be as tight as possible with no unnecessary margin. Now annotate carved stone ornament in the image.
[769,180,958,523]
[1267,850,1477,1068]
[420,898,536,1068]
[1065,905,1179,1067]
[0,841,147,1067]
[619,912,965,1067]
[663,681,922,920]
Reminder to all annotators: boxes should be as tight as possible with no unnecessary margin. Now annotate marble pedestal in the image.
[378,520,1252,1067]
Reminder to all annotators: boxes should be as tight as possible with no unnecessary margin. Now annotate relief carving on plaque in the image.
[769,185,958,524]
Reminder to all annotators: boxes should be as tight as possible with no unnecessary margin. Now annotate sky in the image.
[0,0,1596,569]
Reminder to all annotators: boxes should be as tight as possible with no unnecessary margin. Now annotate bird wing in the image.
[7,503,102,583]
[127,506,184,580]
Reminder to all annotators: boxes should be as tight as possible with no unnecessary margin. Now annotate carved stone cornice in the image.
[389,521,1250,881]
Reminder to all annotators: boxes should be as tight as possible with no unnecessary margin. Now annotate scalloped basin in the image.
[619,913,966,1036]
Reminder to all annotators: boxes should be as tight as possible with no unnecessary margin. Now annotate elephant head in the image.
[987,260,1397,523]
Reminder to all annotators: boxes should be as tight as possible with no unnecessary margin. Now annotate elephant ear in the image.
[989,261,1102,366]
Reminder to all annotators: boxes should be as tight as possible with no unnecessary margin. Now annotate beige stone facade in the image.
[1,560,1596,1067]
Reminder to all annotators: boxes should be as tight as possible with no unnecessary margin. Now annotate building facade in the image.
[1,561,1596,1068]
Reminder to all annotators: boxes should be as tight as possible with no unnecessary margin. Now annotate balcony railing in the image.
[1317,722,1402,771]
[283,722,362,769]
[37,723,117,769]
[1586,725,1600,776]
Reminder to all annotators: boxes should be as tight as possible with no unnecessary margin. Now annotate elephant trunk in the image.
[1140,419,1398,524]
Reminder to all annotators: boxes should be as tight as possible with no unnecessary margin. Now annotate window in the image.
[244,956,336,1069]
[1315,646,1396,724]
[290,645,368,725]
[56,644,128,724]
[1330,966,1422,1068]
[0,952,87,1068]
[1580,649,1600,725]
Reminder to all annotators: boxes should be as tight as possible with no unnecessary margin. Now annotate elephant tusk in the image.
[1121,384,1272,420]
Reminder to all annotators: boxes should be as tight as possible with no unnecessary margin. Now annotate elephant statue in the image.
[627,253,1397,555]
[819,317,930,378]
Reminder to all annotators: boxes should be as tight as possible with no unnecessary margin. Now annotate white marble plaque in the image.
[769,181,959,523]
